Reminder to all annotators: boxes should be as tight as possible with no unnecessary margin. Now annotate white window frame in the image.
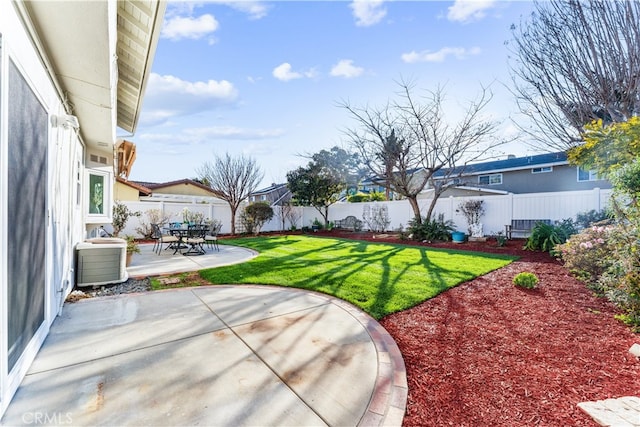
[532,166,553,174]
[85,168,112,223]
[577,167,600,182]
[478,173,502,185]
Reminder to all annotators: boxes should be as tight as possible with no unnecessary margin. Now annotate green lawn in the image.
[199,235,517,319]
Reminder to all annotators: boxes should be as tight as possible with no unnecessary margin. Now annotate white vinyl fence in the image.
[117,187,612,238]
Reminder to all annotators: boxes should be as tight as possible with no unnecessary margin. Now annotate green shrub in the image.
[407,214,455,242]
[348,191,387,203]
[598,223,640,331]
[513,272,539,289]
[575,209,612,229]
[241,202,274,235]
[523,222,571,253]
[495,232,507,247]
[556,225,614,292]
[347,192,368,203]
[368,191,387,202]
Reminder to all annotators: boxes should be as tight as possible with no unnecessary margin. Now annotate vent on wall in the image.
[90,154,108,165]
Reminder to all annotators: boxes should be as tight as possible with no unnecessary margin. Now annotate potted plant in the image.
[124,235,140,266]
[451,231,466,243]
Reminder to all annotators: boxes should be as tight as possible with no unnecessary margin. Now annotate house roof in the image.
[17,1,166,148]
[252,183,288,195]
[131,179,223,197]
[360,151,569,185]
[116,177,152,195]
[447,151,569,176]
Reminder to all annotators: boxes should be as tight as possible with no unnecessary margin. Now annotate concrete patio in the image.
[126,242,259,279]
[0,242,407,426]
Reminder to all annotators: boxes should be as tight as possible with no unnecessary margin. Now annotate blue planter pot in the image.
[451,231,466,243]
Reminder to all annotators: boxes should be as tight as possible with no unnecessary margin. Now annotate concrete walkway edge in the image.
[301,288,408,426]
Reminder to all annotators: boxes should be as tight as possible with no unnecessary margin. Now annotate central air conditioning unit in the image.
[75,238,128,287]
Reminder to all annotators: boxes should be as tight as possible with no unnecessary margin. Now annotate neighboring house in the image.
[115,177,152,202]
[131,179,223,199]
[436,152,612,194]
[0,1,165,417]
[249,183,292,206]
[360,152,611,201]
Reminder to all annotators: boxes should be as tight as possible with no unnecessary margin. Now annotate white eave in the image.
[17,0,165,149]
[462,160,569,176]
[420,186,510,195]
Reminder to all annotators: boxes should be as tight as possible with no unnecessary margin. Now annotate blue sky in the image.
[129,0,537,188]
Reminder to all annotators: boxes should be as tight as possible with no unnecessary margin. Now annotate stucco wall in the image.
[154,183,216,197]
[115,181,141,201]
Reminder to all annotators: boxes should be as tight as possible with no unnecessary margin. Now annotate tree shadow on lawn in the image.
[207,236,515,319]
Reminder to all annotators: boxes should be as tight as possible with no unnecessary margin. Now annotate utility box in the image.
[75,238,128,287]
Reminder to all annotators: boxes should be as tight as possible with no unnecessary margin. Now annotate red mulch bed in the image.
[309,230,640,426]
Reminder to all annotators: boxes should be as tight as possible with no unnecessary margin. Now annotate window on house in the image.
[261,195,267,201]
[532,166,552,173]
[88,173,105,214]
[577,167,600,182]
[478,173,502,185]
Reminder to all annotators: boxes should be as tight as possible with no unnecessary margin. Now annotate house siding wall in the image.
[1,3,86,417]
[153,183,216,197]
[467,164,612,194]
[114,181,141,201]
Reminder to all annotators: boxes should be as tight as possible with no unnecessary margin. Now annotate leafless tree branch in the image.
[340,79,505,223]
[509,0,640,151]
[196,153,263,235]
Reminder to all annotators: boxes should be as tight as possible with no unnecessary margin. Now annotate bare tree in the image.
[283,203,302,230]
[341,80,503,224]
[196,153,264,235]
[274,203,301,231]
[509,0,640,151]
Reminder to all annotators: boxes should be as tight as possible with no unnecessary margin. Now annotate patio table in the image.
[167,225,208,256]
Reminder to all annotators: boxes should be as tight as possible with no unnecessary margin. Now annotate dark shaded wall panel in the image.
[7,59,47,371]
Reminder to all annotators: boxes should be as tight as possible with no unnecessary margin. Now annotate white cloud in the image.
[350,0,387,27]
[447,0,497,23]
[161,14,219,41]
[273,63,301,81]
[401,46,482,63]
[272,63,317,82]
[183,126,285,140]
[216,1,270,20]
[140,73,238,126]
[330,59,364,78]
[136,126,285,155]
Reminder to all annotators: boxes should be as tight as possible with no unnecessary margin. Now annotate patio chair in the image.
[151,223,179,255]
[204,222,221,251]
[184,224,206,255]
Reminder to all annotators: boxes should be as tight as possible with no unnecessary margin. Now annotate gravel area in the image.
[65,277,151,302]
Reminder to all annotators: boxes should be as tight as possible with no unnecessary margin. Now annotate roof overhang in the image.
[18,0,165,150]
[463,160,569,176]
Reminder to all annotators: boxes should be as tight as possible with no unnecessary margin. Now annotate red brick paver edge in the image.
[328,296,408,427]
